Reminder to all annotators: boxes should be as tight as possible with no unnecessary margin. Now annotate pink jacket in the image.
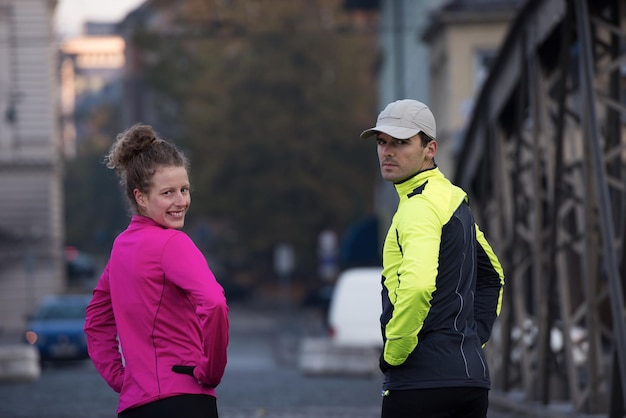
[84,215,229,413]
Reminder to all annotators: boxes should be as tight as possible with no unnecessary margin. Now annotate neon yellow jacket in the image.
[381,167,504,390]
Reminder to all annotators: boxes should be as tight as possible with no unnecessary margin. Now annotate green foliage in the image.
[75,0,380,284]
[64,103,128,253]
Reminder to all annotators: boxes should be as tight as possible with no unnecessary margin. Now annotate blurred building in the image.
[422,0,525,177]
[0,0,65,334]
[59,30,125,158]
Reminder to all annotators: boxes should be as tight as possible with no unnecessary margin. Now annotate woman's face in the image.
[134,165,190,229]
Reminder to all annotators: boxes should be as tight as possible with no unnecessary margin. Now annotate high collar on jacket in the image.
[394,166,443,201]
[129,214,166,229]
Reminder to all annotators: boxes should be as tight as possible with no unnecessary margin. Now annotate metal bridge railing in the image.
[455,0,626,414]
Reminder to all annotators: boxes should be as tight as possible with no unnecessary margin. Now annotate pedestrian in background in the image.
[84,124,229,418]
[360,99,505,418]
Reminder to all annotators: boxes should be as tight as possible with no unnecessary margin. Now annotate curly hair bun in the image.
[105,123,159,171]
[128,124,158,150]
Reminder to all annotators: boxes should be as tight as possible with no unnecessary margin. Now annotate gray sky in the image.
[55,0,145,36]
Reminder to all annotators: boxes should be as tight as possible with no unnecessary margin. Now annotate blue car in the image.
[25,294,92,362]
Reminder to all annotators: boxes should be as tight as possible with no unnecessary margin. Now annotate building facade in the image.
[59,33,125,158]
[0,0,64,334]
[422,0,525,176]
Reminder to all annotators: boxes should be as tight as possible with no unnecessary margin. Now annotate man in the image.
[360,99,505,418]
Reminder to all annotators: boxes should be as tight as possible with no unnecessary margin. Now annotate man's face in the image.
[376,132,436,182]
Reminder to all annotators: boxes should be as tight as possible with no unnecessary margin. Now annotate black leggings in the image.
[119,394,217,418]
[381,387,488,418]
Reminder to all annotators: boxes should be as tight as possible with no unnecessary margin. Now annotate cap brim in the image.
[360,125,420,140]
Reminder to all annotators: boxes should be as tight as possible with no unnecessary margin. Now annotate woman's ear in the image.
[134,189,146,210]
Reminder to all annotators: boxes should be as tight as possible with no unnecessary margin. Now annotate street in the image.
[0,303,531,418]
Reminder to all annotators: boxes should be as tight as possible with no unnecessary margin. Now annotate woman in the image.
[84,124,229,418]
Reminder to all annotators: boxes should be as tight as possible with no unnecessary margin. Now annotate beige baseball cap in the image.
[360,99,436,140]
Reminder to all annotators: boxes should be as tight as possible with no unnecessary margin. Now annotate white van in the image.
[327,267,383,348]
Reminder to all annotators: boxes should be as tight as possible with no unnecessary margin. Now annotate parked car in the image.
[65,246,96,282]
[327,267,383,348]
[24,294,91,362]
